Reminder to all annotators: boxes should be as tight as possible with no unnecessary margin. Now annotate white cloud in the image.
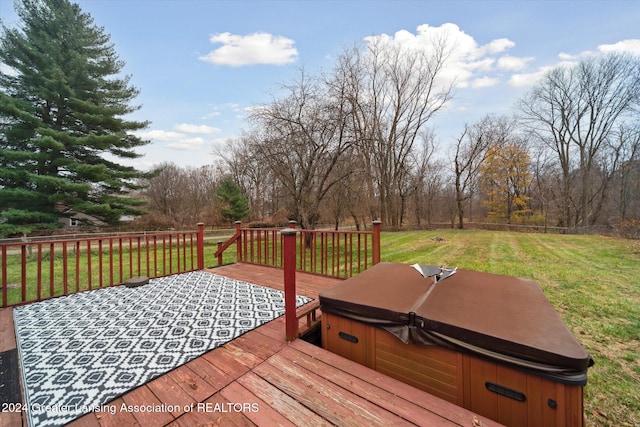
[497,55,534,71]
[508,67,553,87]
[507,38,640,88]
[470,76,499,88]
[201,111,221,119]
[365,23,526,90]
[167,137,208,151]
[598,39,640,55]
[174,123,220,134]
[558,52,578,61]
[201,103,243,120]
[134,122,224,153]
[483,38,516,54]
[135,130,184,141]
[199,32,298,66]
[467,58,495,71]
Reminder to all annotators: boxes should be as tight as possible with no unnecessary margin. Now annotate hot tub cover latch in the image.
[408,312,424,328]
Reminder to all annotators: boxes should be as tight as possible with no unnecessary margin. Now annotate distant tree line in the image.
[193,47,639,234]
[140,49,640,236]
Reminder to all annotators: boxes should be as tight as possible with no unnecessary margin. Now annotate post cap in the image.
[281,228,298,235]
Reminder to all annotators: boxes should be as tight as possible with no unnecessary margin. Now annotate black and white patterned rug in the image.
[13,270,312,427]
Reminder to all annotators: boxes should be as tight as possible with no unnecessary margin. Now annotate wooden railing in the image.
[215,221,381,279]
[1,224,205,307]
[2,219,382,344]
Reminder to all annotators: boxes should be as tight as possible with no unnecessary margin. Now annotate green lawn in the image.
[379,229,640,427]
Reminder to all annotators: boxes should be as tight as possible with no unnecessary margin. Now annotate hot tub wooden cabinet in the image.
[319,262,591,427]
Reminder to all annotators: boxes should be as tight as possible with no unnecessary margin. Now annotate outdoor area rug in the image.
[13,270,312,427]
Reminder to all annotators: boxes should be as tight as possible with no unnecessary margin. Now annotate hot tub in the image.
[319,262,592,427]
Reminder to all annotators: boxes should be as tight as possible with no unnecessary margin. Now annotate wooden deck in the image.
[1,263,501,427]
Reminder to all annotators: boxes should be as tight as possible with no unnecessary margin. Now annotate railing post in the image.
[235,221,242,262]
[372,220,381,265]
[282,227,298,342]
[197,223,205,270]
[217,241,223,266]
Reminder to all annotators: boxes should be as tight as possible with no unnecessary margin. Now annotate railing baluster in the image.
[136,236,142,276]
[322,232,327,276]
[129,237,133,278]
[162,235,167,276]
[36,244,42,301]
[109,239,114,286]
[74,241,80,295]
[257,230,262,264]
[119,238,124,283]
[49,243,55,298]
[153,236,158,275]
[1,246,7,307]
[169,235,173,275]
[357,234,362,274]
[146,234,151,277]
[98,239,103,288]
[271,230,276,265]
[87,240,92,290]
[20,245,26,302]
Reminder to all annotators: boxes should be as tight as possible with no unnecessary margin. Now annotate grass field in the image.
[378,229,640,427]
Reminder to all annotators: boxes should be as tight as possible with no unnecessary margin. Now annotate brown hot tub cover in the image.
[319,262,592,384]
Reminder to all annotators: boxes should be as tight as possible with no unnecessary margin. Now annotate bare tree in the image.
[248,69,356,230]
[407,131,437,228]
[519,53,640,228]
[144,162,188,223]
[143,162,221,227]
[615,125,640,220]
[335,37,453,228]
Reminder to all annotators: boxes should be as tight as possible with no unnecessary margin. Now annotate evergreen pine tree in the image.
[215,178,250,222]
[0,0,150,237]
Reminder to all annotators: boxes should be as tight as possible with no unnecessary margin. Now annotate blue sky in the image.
[1,0,639,170]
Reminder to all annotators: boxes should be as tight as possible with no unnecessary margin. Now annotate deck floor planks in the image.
[5,263,501,426]
[120,385,175,426]
[0,307,16,352]
[235,371,330,426]
[184,353,235,392]
[202,343,261,375]
[278,342,455,426]
[90,397,138,427]
[254,352,414,427]
[169,393,253,427]
[144,374,193,418]
[166,364,217,403]
[218,381,297,427]
[231,329,285,361]
[290,338,503,426]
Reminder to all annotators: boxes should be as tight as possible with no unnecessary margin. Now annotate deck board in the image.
[1,263,502,426]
